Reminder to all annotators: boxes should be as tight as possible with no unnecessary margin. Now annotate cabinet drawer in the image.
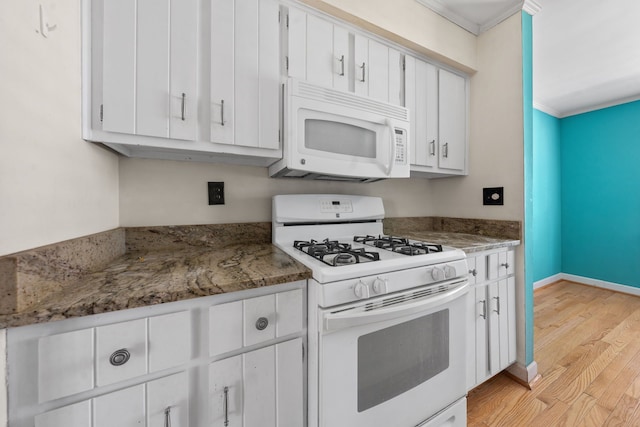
[487,249,514,280]
[96,318,147,387]
[148,310,191,372]
[209,289,304,356]
[467,255,487,286]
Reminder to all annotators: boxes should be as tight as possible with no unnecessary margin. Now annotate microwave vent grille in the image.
[296,81,408,121]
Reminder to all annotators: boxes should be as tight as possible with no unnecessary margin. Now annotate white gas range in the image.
[273,194,469,427]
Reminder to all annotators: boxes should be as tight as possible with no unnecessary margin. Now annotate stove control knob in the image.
[431,267,445,281]
[372,278,388,295]
[354,281,370,299]
[444,265,457,279]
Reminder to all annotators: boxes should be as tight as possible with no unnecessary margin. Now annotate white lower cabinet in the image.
[209,337,303,427]
[467,248,517,390]
[9,282,305,427]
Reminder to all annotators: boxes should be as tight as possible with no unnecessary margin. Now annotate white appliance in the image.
[269,79,410,182]
[272,194,469,427]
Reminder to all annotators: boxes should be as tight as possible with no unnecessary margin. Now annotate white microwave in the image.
[269,79,410,182]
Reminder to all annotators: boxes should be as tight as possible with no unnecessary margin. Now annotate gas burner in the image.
[354,235,443,256]
[294,239,380,267]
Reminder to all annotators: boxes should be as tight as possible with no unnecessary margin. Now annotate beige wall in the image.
[0,0,120,257]
[431,13,524,221]
[119,158,435,226]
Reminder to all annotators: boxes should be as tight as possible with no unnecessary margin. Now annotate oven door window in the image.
[357,309,449,412]
[305,119,376,158]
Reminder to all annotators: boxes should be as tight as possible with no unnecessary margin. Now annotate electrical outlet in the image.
[208,182,225,205]
[483,187,504,205]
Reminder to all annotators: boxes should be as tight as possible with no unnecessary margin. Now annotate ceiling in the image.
[417,0,640,118]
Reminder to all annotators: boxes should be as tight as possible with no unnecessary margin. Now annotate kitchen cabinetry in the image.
[466,248,516,390]
[85,0,282,166]
[405,56,468,177]
[8,282,306,427]
[286,7,403,106]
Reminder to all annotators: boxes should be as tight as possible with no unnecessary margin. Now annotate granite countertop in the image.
[0,230,311,329]
[402,231,520,253]
[0,218,521,329]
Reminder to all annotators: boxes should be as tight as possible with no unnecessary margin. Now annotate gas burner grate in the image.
[354,235,443,256]
[294,239,380,267]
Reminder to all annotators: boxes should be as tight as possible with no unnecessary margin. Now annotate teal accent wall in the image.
[533,110,562,281]
[522,11,534,365]
[561,100,640,287]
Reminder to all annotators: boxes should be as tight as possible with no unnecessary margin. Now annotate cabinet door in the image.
[438,69,466,172]
[367,39,389,103]
[169,0,198,140]
[487,282,501,377]
[244,346,276,427]
[496,279,510,371]
[211,0,235,145]
[287,7,307,81]
[102,0,136,134]
[94,384,145,427]
[38,328,94,402]
[257,0,280,150]
[305,14,334,88]
[210,354,243,426]
[416,59,438,168]
[147,372,189,427]
[353,34,368,97]
[466,283,477,391]
[506,276,517,365]
[276,338,304,427]
[333,26,350,92]
[35,400,91,427]
[474,285,490,385]
[388,49,403,106]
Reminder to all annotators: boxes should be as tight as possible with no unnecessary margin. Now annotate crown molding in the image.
[416,0,542,35]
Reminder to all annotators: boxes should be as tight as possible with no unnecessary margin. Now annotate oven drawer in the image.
[209,289,303,357]
[417,397,466,427]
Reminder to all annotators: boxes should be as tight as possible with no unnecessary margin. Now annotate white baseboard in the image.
[560,273,640,297]
[535,273,640,296]
[507,361,539,388]
[534,274,563,290]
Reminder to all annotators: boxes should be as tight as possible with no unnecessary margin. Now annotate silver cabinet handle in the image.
[443,142,449,158]
[255,317,269,331]
[480,300,487,319]
[501,262,510,269]
[109,349,130,366]
[164,407,172,427]
[220,99,225,126]
[429,140,436,156]
[338,55,345,76]
[493,296,501,315]
[180,93,186,121]
[360,62,366,82]
[469,268,477,277]
[223,386,230,426]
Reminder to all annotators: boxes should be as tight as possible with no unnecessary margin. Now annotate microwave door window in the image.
[305,119,376,158]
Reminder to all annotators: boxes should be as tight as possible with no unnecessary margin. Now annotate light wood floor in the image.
[467,280,640,426]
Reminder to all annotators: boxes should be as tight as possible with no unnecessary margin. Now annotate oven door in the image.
[318,281,468,427]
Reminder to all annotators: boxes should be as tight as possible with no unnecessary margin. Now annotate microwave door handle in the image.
[323,281,468,332]
[385,119,396,176]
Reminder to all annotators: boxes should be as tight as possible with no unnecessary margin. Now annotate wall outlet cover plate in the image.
[483,187,504,205]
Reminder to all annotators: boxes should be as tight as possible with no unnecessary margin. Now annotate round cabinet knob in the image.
[372,278,388,295]
[255,317,269,331]
[109,349,131,366]
[354,281,370,299]
[444,265,457,279]
[431,267,445,281]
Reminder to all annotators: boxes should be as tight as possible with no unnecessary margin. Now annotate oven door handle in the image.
[323,281,469,332]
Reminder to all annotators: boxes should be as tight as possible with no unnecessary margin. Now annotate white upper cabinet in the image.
[286,7,403,106]
[405,57,468,177]
[100,0,197,140]
[210,0,280,150]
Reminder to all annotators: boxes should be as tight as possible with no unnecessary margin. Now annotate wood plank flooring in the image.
[467,280,640,426]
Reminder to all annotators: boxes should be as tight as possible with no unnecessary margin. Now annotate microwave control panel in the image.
[394,128,408,164]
